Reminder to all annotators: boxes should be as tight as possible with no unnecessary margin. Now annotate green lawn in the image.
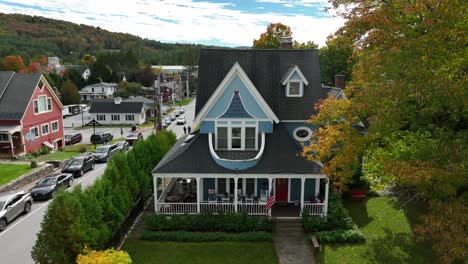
[317,197,436,264]
[123,240,278,264]
[0,163,33,185]
[175,98,193,106]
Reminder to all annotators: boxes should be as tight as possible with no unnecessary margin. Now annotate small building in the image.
[89,97,146,125]
[79,82,118,101]
[62,65,91,81]
[0,71,64,157]
[143,81,183,103]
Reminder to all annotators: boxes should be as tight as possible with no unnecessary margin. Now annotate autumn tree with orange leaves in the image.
[305,0,467,262]
[2,55,27,72]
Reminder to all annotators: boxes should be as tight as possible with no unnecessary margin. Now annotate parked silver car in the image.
[0,191,33,231]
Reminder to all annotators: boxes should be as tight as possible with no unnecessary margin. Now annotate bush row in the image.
[146,212,273,233]
[32,131,176,264]
[141,231,273,242]
[309,228,366,243]
[303,192,353,232]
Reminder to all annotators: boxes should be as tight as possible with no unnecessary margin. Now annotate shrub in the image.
[145,212,273,233]
[30,160,38,168]
[79,147,87,153]
[31,150,40,157]
[303,192,353,232]
[309,228,366,243]
[76,248,132,264]
[141,231,272,242]
[39,146,50,155]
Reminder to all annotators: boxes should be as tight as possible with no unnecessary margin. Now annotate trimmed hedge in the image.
[303,192,353,232]
[146,212,273,233]
[141,231,273,242]
[309,228,366,243]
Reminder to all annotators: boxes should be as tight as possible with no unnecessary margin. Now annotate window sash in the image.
[231,127,241,149]
[218,178,226,194]
[41,124,49,135]
[0,133,9,142]
[111,115,120,121]
[30,127,39,137]
[125,115,134,121]
[51,121,59,132]
[33,101,39,114]
[217,127,228,150]
[47,98,52,111]
[246,179,255,196]
[38,97,46,112]
[287,81,302,96]
[97,115,106,121]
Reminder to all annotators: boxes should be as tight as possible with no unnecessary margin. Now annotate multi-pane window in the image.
[217,127,228,149]
[97,115,106,121]
[47,98,52,111]
[246,179,255,196]
[41,124,49,135]
[33,101,39,114]
[30,126,39,137]
[51,121,59,132]
[231,127,241,149]
[218,178,226,195]
[34,96,51,114]
[287,81,302,96]
[229,178,235,194]
[125,115,135,121]
[111,115,120,121]
[245,127,256,149]
[0,133,9,142]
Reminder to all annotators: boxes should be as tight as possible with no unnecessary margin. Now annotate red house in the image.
[0,72,64,157]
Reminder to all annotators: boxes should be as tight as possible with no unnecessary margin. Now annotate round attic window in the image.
[293,127,313,141]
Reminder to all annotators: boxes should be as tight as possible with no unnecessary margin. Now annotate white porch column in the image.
[324,178,329,216]
[300,177,305,216]
[234,177,238,212]
[196,177,201,213]
[9,133,15,156]
[268,178,273,217]
[315,178,320,197]
[154,176,159,213]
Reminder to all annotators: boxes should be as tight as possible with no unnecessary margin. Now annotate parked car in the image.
[178,106,185,114]
[175,111,180,117]
[163,118,171,128]
[176,116,186,125]
[29,174,74,201]
[0,191,33,231]
[90,132,113,144]
[64,132,82,145]
[169,114,176,121]
[125,132,143,146]
[114,141,129,152]
[61,154,95,177]
[91,144,118,162]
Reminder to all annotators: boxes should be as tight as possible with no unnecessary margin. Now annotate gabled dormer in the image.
[280,65,309,97]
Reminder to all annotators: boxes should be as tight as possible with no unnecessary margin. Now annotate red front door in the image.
[275,178,288,202]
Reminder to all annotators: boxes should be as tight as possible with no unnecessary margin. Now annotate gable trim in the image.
[281,65,309,86]
[194,62,279,124]
[217,92,255,119]
[22,74,64,121]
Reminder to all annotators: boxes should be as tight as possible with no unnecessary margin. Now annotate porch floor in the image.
[271,203,301,218]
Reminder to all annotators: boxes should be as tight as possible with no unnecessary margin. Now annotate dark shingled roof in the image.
[89,101,144,114]
[0,72,41,120]
[196,49,328,120]
[153,123,322,175]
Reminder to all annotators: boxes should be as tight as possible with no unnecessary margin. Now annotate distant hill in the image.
[0,13,204,65]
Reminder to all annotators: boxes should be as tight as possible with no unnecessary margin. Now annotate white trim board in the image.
[281,65,309,86]
[194,62,279,124]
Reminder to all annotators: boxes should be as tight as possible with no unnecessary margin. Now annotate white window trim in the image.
[293,126,313,141]
[33,95,53,115]
[30,126,39,138]
[0,132,10,143]
[41,123,50,136]
[125,114,135,121]
[214,120,258,151]
[51,120,59,132]
[286,81,303,97]
[215,178,258,196]
[96,114,106,121]
[111,114,120,121]
[47,97,52,111]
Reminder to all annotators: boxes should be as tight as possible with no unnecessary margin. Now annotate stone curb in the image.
[0,163,55,192]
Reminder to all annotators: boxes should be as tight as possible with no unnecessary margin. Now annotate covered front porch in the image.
[0,125,24,158]
[153,174,329,217]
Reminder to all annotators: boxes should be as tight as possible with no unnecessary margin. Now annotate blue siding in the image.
[258,121,273,133]
[206,75,268,119]
[203,178,215,201]
[257,178,269,196]
[289,178,316,202]
[200,121,215,133]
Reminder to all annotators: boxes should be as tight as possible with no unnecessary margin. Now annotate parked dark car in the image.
[114,141,129,152]
[29,174,74,201]
[91,144,118,162]
[61,154,95,177]
[64,133,82,145]
[90,132,113,144]
[125,133,143,146]
[0,191,33,232]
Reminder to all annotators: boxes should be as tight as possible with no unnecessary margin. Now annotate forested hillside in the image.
[0,13,201,65]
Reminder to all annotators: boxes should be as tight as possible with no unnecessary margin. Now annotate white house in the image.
[89,97,146,125]
[79,82,118,101]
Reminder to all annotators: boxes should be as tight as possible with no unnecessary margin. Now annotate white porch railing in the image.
[303,202,326,215]
[157,203,197,214]
[200,203,235,213]
[237,203,268,215]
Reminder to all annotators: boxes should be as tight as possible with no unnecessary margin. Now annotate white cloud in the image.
[0,0,344,47]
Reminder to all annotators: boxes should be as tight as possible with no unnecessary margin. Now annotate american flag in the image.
[265,190,275,210]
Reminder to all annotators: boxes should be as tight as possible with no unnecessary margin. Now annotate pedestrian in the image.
[183,126,187,134]
[188,126,191,134]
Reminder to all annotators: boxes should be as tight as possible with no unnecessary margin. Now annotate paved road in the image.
[0,99,195,263]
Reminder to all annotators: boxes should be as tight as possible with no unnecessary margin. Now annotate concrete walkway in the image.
[274,219,315,264]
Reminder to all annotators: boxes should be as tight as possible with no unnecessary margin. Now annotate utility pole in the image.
[153,74,163,132]
[186,69,189,99]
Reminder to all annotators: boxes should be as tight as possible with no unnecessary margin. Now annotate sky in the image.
[0,0,345,47]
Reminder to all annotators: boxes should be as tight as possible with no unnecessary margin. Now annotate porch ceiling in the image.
[0,125,21,134]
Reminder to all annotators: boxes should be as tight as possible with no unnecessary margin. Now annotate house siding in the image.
[290,178,316,202]
[258,121,273,133]
[90,112,145,125]
[200,121,215,133]
[22,82,64,153]
[203,178,215,201]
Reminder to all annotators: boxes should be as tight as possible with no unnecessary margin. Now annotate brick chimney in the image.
[280,37,293,49]
[334,74,345,89]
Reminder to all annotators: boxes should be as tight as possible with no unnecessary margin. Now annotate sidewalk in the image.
[274,219,315,264]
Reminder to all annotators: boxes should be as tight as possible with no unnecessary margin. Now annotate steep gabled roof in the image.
[280,65,309,86]
[196,49,328,121]
[0,72,42,120]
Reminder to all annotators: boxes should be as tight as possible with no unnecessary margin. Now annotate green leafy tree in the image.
[61,80,81,105]
[319,36,354,86]
[293,40,318,49]
[253,23,292,49]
